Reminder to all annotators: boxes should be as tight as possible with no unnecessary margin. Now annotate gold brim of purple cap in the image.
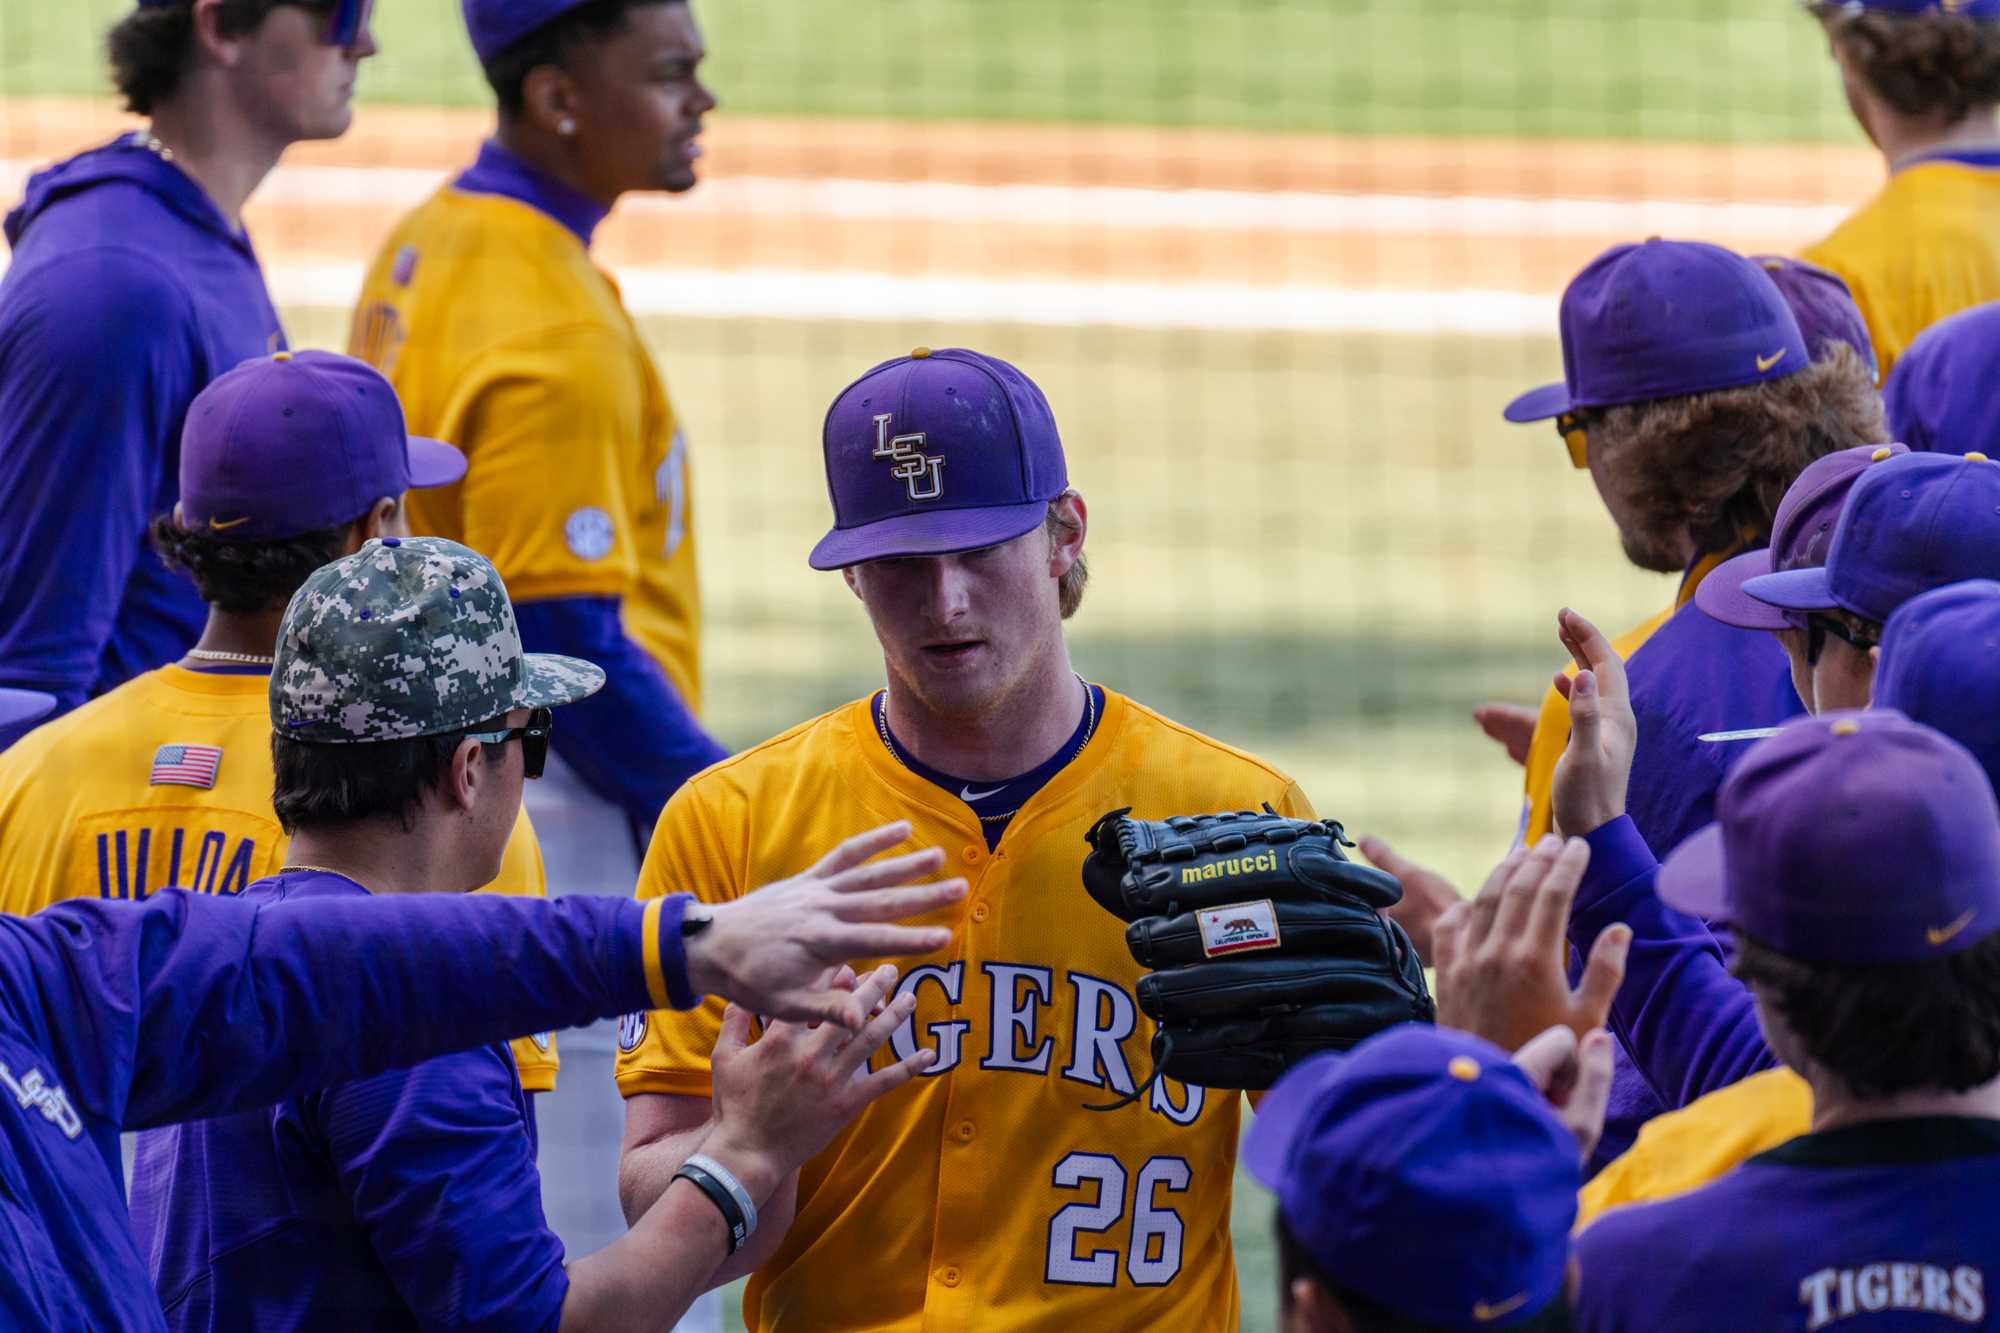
[808,500,1051,571]
[0,688,57,731]
[1694,550,1789,630]
[1656,822,1733,924]
[1502,382,1573,424]
[517,652,606,710]
[407,436,468,489]
[1741,564,1838,613]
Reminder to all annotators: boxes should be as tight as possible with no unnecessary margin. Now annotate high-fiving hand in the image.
[688,822,966,1029]
[1433,834,1631,1055]
[1549,607,1638,839]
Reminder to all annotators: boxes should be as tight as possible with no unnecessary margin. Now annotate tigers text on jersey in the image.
[1577,1118,2000,1331]
[1802,151,2000,379]
[0,665,559,1090]
[349,164,700,708]
[616,689,1312,1332]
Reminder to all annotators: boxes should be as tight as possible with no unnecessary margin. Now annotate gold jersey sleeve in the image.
[1575,1067,1811,1231]
[350,187,701,706]
[616,690,1311,1333]
[1802,160,2000,379]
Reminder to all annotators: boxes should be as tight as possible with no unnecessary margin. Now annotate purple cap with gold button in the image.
[1696,443,1908,630]
[1751,254,1877,378]
[809,347,1067,570]
[1245,1025,1578,1329]
[1504,239,1809,424]
[1659,710,2000,963]
[1741,450,2000,623]
[178,351,465,544]
[461,0,595,64]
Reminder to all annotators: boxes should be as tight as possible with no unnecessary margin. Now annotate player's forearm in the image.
[560,1176,741,1332]
[618,1118,796,1284]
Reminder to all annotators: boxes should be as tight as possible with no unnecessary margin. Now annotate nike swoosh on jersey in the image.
[1755,349,1788,372]
[1927,909,1979,947]
[207,515,252,531]
[960,784,1009,802]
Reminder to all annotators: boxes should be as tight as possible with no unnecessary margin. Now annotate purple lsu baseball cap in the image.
[1696,444,1908,630]
[1244,1025,1578,1329]
[1741,450,2000,622]
[138,0,374,46]
[1813,0,2000,17]
[1660,710,2000,963]
[462,0,593,64]
[1875,580,2000,797]
[809,347,1067,570]
[178,351,465,544]
[1504,239,1809,424]
[1751,255,1877,378]
[1884,301,2000,455]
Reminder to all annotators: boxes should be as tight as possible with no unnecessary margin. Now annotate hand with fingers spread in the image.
[1433,835,1632,1054]
[688,822,966,1028]
[1548,608,1639,839]
[1473,701,1540,767]
[703,963,935,1193]
[1511,1024,1616,1166]
[1356,834,1464,968]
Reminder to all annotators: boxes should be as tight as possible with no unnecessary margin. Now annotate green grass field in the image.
[1,0,1861,143]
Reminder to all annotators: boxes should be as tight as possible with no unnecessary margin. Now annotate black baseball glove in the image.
[1082,805,1434,1104]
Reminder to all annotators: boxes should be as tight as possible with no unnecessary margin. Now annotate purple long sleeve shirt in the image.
[1569,814,1775,1110]
[0,880,692,1331]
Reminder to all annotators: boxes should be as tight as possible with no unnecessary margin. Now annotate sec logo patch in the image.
[618,1012,648,1052]
[565,506,615,561]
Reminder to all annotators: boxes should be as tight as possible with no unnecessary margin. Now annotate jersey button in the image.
[970,902,990,924]
[962,844,984,865]
[955,1119,976,1142]
[937,1265,962,1288]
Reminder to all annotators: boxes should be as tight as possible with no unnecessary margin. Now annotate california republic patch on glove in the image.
[1082,806,1435,1104]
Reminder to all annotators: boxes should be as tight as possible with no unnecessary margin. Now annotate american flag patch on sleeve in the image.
[151,744,223,789]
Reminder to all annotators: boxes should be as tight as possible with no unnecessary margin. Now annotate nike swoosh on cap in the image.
[1756,349,1788,372]
[1928,909,1978,947]
[960,784,1008,802]
[208,515,252,531]
[1472,1292,1530,1323]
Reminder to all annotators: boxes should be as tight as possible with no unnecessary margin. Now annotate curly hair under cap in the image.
[1817,5,2000,123]
[1578,342,1887,564]
[149,511,360,614]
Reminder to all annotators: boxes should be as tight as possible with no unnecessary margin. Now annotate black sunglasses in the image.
[466,707,553,779]
[1804,613,1877,668]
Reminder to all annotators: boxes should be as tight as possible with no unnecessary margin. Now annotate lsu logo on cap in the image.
[1197,899,1281,957]
[872,413,945,502]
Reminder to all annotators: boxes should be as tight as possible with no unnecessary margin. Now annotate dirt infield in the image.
[0,94,1883,296]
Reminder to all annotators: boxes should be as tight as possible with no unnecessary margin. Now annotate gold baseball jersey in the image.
[617,689,1312,1332]
[349,187,701,706]
[0,665,559,1090]
[1575,1067,1810,1230]
[1802,155,2000,379]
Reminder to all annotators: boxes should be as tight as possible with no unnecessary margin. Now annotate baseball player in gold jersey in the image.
[615,348,1315,1331]
[0,351,560,1091]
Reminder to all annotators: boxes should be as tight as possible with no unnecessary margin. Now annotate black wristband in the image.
[675,1161,750,1254]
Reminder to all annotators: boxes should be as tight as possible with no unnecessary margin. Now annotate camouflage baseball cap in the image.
[274,536,605,742]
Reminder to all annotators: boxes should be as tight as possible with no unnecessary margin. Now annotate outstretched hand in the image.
[1512,1024,1617,1166]
[706,963,933,1191]
[1549,608,1638,839]
[1473,702,1539,767]
[690,822,966,1029]
[1433,834,1631,1054]
[1357,834,1463,968]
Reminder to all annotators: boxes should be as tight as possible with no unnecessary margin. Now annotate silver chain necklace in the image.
[186,649,275,666]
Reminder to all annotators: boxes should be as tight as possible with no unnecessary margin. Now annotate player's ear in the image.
[188,0,247,67]
[1047,491,1087,576]
[841,566,863,600]
[519,62,582,143]
[445,736,483,816]
[355,495,405,547]
[1285,1277,1352,1333]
